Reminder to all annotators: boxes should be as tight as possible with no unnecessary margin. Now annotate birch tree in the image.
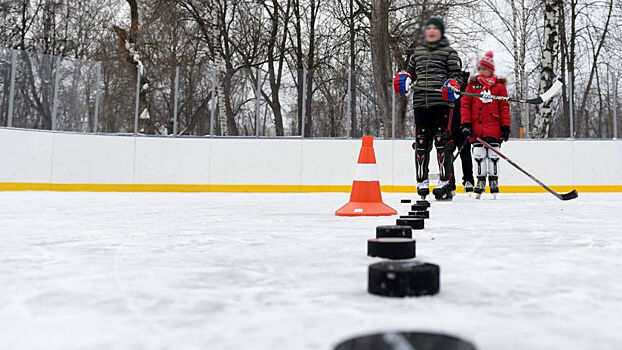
[533,0,561,138]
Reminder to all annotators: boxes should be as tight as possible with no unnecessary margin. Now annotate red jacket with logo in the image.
[460,76,511,141]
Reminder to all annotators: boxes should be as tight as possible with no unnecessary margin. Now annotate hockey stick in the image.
[476,137,578,201]
[452,137,470,164]
[409,78,564,105]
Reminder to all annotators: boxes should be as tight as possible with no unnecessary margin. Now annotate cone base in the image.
[335,201,397,216]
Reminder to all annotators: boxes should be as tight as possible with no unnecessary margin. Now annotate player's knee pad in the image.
[434,131,454,151]
[472,143,487,178]
[415,128,432,151]
[487,143,500,160]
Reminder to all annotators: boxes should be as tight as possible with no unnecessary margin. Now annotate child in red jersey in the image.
[459,51,511,198]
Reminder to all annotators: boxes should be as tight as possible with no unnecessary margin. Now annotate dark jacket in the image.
[461,75,511,141]
[407,37,464,108]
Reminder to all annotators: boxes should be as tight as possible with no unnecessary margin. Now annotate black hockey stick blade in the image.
[560,189,579,201]
[525,96,543,104]
[451,137,470,164]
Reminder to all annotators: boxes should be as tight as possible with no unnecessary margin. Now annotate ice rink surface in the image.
[1,191,621,350]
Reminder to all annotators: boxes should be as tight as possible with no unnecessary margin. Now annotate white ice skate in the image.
[417,179,430,200]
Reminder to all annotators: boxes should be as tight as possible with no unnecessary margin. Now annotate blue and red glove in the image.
[441,79,460,101]
[393,71,412,95]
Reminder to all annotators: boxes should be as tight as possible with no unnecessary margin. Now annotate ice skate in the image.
[417,179,430,199]
[474,177,486,200]
[433,180,453,201]
[489,176,499,199]
[464,181,474,196]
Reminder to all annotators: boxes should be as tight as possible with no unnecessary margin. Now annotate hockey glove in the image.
[393,71,412,95]
[441,79,460,101]
[460,123,472,137]
[501,126,510,141]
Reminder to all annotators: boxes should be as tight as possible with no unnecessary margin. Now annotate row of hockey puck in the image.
[367,199,440,298]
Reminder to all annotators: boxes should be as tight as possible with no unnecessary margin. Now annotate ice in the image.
[0,192,621,350]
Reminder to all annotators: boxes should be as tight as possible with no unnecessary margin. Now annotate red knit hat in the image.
[478,51,495,73]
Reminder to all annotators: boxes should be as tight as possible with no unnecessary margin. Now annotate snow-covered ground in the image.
[1,191,621,350]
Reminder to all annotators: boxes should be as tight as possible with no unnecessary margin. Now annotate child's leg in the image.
[486,140,501,194]
[472,143,487,195]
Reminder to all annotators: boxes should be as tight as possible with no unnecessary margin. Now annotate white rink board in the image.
[51,132,136,184]
[0,129,54,183]
[0,128,620,188]
[134,137,211,184]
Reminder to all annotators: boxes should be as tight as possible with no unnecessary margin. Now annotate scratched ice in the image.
[1,192,620,350]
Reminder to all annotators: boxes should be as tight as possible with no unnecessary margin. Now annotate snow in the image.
[139,108,150,120]
[0,192,621,350]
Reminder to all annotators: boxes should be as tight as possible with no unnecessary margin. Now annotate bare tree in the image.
[575,0,613,137]
[369,0,392,138]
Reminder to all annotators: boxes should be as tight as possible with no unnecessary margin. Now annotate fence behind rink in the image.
[0,47,620,139]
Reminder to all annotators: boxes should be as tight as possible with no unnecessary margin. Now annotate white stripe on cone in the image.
[353,163,379,182]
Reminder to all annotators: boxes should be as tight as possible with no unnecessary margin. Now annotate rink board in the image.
[0,128,621,192]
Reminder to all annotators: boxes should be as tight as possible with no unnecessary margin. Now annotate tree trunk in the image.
[557,0,569,138]
[263,0,290,136]
[534,0,561,138]
[303,0,318,138]
[293,0,304,136]
[569,0,577,137]
[348,0,357,138]
[212,2,230,136]
[370,0,392,138]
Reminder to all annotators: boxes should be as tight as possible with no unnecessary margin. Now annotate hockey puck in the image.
[376,225,412,239]
[368,261,440,297]
[400,215,428,220]
[334,331,475,350]
[400,199,412,203]
[367,238,416,259]
[408,211,430,219]
[396,218,424,230]
[411,204,428,212]
[416,200,431,208]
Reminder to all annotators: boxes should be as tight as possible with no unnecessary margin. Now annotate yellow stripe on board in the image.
[0,182,621,193]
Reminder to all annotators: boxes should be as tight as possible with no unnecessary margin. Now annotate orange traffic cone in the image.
[335,136,397,216]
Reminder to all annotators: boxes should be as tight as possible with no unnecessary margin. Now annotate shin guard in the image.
[414,128,433,183]
[434,131,455,182]
[473,143,487,180]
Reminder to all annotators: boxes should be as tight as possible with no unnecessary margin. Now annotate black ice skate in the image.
[474,177,486,200]
[489,176,499,199]
[464,181,474,195]
[417,179,430,199]
[433,181,453,201]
